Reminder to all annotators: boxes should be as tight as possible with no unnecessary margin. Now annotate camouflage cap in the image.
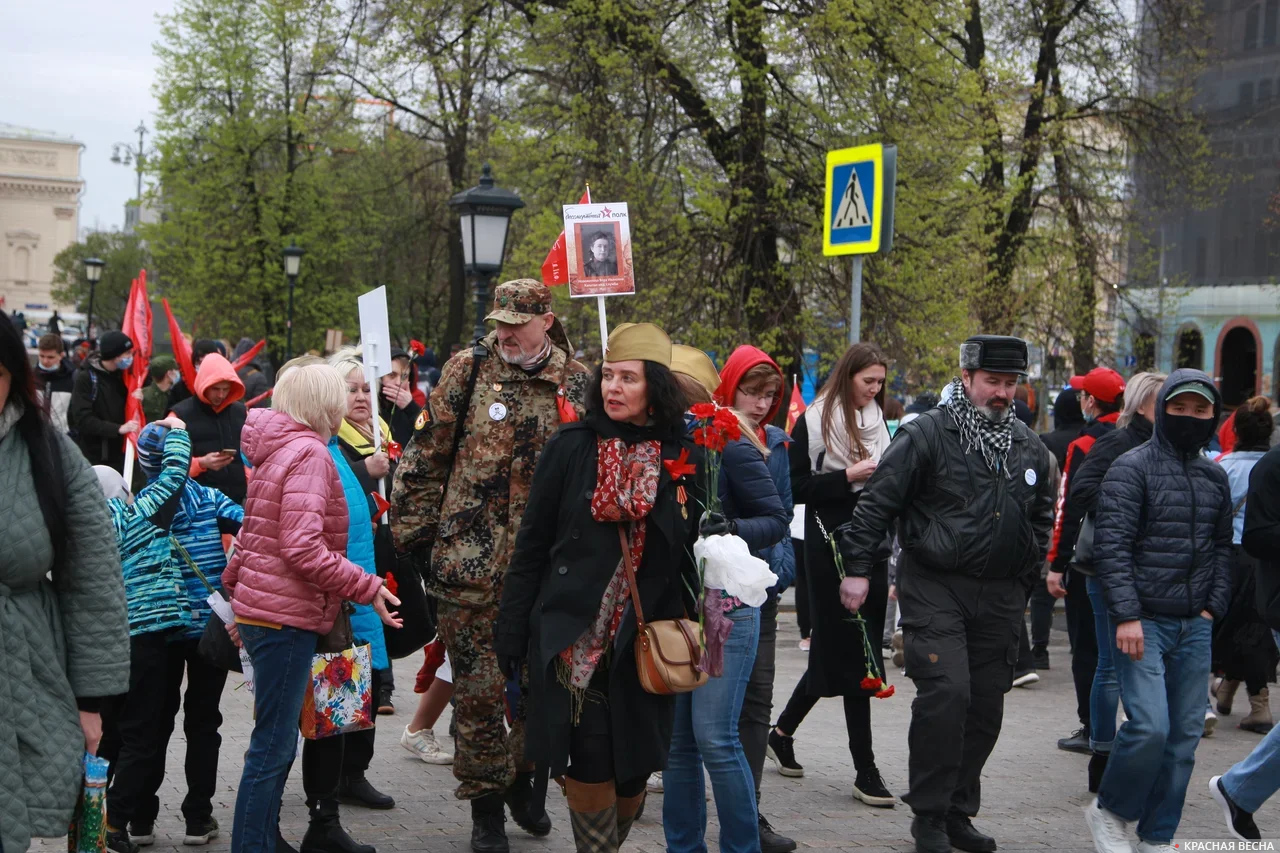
[485,278,554,325]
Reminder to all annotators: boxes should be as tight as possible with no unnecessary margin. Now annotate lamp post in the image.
[111,121,149,203]
[283,242,304,358]
[448,164,526,341]
[82,257,105,343]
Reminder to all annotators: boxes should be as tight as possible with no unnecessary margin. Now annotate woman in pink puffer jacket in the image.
[224,364,401,853]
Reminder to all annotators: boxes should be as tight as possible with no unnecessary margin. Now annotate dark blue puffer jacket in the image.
[1094,369,1233,623]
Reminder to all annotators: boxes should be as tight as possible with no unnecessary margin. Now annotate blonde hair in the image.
[1117,372,1167,428]
[328,346,365,380]
[277,354,325,380]
[272,363,347,434]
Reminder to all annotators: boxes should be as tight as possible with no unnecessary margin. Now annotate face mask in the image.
[37,362,59,372]
[168,371,181,384]
[1163,413,1216,453]
[117,355,134,370]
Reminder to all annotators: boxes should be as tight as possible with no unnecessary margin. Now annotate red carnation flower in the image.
[690,402,718,420]
[693,426,728,453]
[860,676,883,690]
[875,685,896,699]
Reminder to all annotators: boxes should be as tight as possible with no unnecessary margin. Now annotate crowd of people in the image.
[4,278,1280,853]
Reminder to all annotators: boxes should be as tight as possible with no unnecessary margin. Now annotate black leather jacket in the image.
[840,406,1056,582]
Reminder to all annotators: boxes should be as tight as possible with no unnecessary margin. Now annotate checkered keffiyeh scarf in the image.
[941,378,1013,478]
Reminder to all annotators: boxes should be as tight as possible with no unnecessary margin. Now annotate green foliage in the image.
[51,232,151,330]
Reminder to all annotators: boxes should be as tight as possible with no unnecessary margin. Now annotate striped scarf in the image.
[941,378,1013,478]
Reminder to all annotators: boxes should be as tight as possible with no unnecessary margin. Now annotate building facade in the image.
[0,123,84,316]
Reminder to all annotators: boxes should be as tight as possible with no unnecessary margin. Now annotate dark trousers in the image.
[102,632,174,828]
[739,597,779,794]
[1029,578,1054,649]
[775,679,874,769]
[301,669,382,806]
[897,567,1023,818]
[1064,570,1098,729]
[565,668,646,797]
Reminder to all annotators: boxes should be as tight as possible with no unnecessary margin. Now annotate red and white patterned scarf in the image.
[559,437,662,691]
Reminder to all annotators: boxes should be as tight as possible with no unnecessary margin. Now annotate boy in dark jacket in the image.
[1085,369,1233,853]
[68,330,136,472]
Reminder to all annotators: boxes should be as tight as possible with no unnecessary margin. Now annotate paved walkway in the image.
[40,613,1280,852]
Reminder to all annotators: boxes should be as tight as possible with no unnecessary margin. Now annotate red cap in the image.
[1068,367,1126,404]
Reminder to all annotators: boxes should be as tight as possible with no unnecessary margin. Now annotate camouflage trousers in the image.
[436,600,530,799]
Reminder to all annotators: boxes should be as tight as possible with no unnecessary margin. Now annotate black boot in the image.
[946,811,996,853]
[300,800,376,853]
[1088,752,1109,794]
[470,793,510,853]
[504,771,552,836]
[338,775,395,810]
[911,814,951,853]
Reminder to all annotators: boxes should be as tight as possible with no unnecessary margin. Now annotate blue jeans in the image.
[1097,614,1212,843]
[663,606,761,853]
[1086,577,1121,752]
[232,624,318,853]
[1219,629,1280,813]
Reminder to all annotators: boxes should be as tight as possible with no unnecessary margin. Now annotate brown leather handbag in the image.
[618,526,709,695]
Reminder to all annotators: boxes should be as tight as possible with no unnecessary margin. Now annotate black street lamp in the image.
[283,242,304,358]
[448,164,526,341]
[82,257,105,343]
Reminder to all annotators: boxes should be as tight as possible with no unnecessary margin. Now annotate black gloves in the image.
[699,512,737,538]
[498,654,525,681]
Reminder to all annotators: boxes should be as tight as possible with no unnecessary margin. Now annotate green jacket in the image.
[0,402,130,852]
[141,382,170,423]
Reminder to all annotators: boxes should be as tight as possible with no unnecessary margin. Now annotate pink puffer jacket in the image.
[223,408,383,633]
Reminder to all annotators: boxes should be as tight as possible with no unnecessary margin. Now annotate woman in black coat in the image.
[496,324,702,853]
[770,342,895,808]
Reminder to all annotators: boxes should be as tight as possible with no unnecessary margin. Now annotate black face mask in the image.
[1163,413,1217,453]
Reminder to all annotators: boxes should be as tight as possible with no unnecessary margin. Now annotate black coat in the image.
[1095,370,1233,623]
[789,414,889,697]
[841,406,1056,583]
[1067,415,1153,521]
[67,356,128,469]
[171,396,248,505]
[1244,445,1280,631]
[496,415,702,781]
[380,397,423,448]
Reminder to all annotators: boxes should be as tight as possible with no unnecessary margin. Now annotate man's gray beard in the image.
[978,404,1011,423]
[499,335,551,367]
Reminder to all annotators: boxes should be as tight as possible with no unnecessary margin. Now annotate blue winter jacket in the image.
[166,480,244,640]
[329,439,389,669]
[715,434,789,553]
[1094,369,1234,623]
[105,429,193,636]
[759,425,796,592]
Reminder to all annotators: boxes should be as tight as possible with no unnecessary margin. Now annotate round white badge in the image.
[1024,468,1037,486]
[489,402,508,421]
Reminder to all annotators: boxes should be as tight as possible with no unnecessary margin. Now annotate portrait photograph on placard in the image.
[564,202,635,297]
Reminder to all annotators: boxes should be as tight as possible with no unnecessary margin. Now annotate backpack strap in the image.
[439,341,489,506]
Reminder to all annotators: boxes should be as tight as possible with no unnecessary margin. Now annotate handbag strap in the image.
[618,524,647,633]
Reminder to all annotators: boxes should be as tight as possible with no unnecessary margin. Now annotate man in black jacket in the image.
[68,330,137,473]
[840,335,1055,853]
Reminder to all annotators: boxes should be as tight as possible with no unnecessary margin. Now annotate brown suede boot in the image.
[615,791,646,846]
[1216,678,1242,715]
[565,779,619,853]
[1239,689,1274,734]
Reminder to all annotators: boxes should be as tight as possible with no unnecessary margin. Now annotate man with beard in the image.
[392,279,589,853]
[838,335,1056,853]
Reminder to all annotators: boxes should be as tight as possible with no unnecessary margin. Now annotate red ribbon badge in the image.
[663,448,696,481]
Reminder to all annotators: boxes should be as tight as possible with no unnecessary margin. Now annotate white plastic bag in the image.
[694,533,779,608]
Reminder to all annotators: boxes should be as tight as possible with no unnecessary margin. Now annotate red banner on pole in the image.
[163,298,197,392]
[785,379,806,435]
[121,271,153,445]
[541,188,592,286]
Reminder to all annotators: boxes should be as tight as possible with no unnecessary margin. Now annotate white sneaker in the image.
[1084,799,1134,853]
[647,772,664,793]
[1012,671,1040,688]
[400,725,453,765]
[1204,707,1218,738]
[1136,843,1175,853]
[799,638,811,652]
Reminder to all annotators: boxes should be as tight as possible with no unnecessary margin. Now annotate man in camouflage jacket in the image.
[392,279,588,853]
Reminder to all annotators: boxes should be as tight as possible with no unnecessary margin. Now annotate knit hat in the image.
[99,331,134,361]
[136,423,170,476]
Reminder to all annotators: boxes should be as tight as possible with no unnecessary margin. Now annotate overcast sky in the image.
[2,0,172,234]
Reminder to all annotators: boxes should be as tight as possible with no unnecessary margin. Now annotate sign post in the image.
[823,143,897,344]
[563,202,635,351]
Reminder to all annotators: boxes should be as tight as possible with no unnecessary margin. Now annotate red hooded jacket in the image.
[715,345,784,441]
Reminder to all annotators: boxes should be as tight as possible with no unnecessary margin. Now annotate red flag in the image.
[163,298,197,392]
[541,188,592,286]
[232,339,267,373]
[785,379,806,435]
[120,271,153,444]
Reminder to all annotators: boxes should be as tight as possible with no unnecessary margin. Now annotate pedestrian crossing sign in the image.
[823,143,896,256]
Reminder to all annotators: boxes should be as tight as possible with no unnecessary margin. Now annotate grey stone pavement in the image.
[37,609,1280,853]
